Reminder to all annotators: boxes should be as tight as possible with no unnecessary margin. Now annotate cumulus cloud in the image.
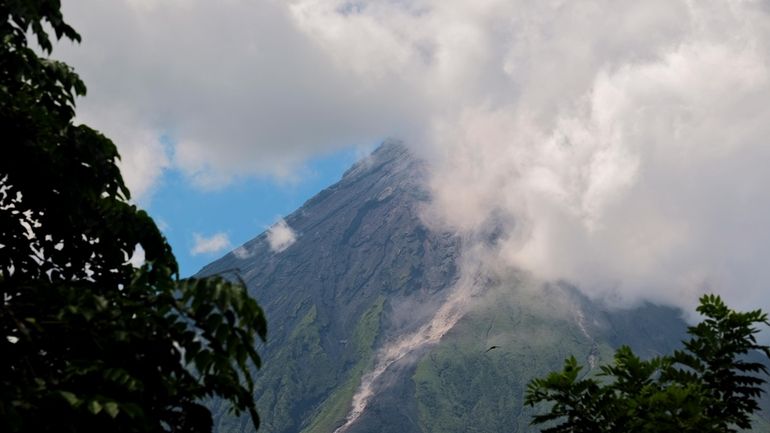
[57,0,425,193]
[54,0,770,314]
[267,219,297,253]
[419,0,770,313]
[191,232,232,256]
[74,107,169,203]
[284,0,770,314]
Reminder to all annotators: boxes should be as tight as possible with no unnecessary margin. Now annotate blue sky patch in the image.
[145,147,361,277]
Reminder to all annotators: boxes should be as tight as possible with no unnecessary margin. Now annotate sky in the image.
[55,0,770,315]
[143,145,361,276]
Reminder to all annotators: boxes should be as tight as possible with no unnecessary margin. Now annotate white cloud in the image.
[267,219,297,253]
[74,107,169,204]
[232,245,253,260]
[420,0,770,313]
[54,0,770,314]
[57,0,423,193]
[191,232,232,256]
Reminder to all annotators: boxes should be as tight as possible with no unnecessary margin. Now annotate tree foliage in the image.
[525,294,770,433]
[1,1,266,432]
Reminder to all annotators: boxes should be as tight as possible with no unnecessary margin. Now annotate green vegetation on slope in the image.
[215,301,335,433]
[213,296,386,433]
[302,297,386,433]
[413,287,612,433]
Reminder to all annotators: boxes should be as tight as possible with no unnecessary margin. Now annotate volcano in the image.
[198,142,768,433]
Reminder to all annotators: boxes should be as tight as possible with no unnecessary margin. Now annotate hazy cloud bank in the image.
[419,0,770,313]
[58,0,425,199]
[57,0,770,313]
[288,0,770,314]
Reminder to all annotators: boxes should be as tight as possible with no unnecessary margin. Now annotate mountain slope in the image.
[198,142,769,433]
[199,142,460,433]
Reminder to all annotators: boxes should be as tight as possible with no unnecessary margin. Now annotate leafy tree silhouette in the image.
[526,295,770,433]
[1,2,266,432]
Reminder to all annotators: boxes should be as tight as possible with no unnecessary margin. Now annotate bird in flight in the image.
[485,345,500,353]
